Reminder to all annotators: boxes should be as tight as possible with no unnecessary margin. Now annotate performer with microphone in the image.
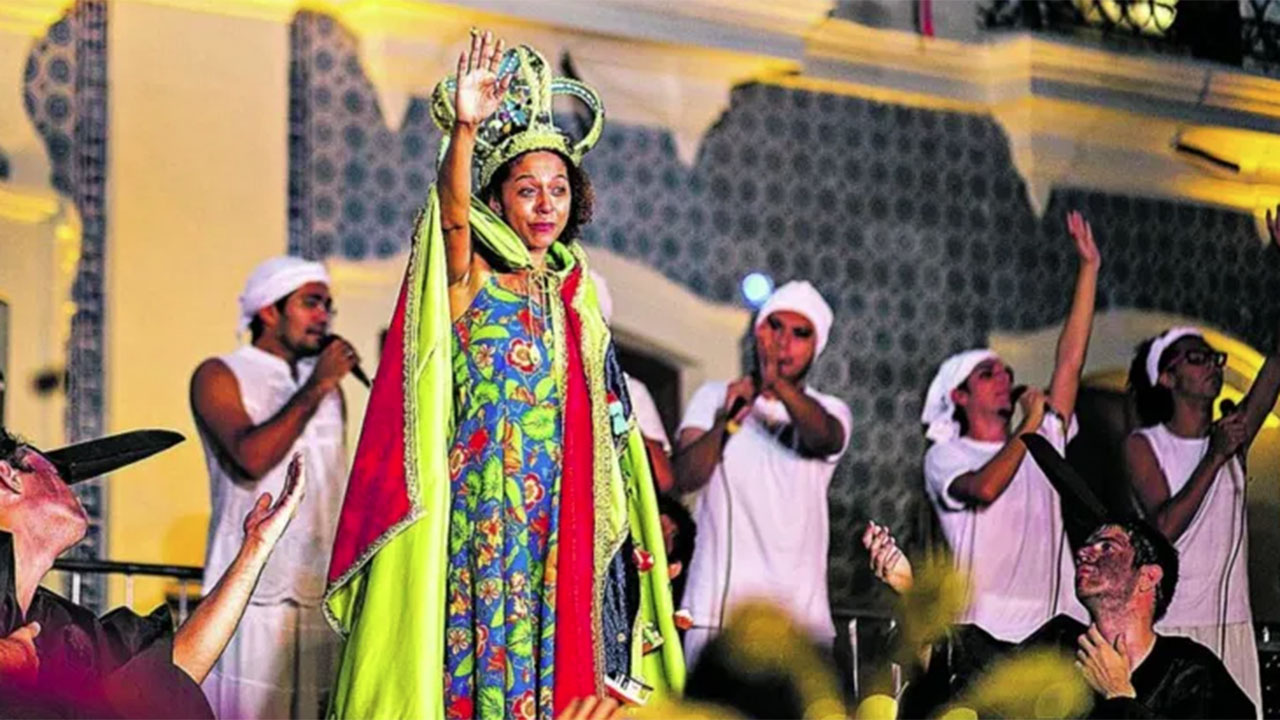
[1123,210,1280,717]
[918,210,1100,646]
[189,255,353,718]
[673,280,852,664]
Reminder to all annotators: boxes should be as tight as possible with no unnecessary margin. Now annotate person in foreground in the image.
[864,516,1254,719]
[0,427,306,718]
[323,29,682,720]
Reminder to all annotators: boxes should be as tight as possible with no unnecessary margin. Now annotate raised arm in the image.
[1236,206,1280,447]
[440,30,510,286]
[1047,210,1101,420]
[172,454,305,683]
[190,345,352,481]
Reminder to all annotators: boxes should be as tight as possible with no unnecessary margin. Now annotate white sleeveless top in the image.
[1135,424,1250,628]
[197,345,347,606]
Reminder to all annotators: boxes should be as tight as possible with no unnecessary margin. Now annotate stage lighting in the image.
[741,272,774,308]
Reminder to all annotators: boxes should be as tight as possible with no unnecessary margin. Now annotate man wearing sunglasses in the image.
[1123,319,1280,714]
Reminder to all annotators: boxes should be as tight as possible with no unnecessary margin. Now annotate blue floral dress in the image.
[444,276,562,720]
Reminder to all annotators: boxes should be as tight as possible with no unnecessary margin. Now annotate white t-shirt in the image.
[197,345,348,605]
[1134,424,1250,628]
[625,373,670,452]
[924,414,1086,642]
[678,380,852,662]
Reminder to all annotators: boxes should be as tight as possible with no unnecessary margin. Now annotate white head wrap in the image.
[237,256,331,335]
[591,270,614,324]
[753,281,834,358]
[921,349,999,443]
[1144,326,1203,386]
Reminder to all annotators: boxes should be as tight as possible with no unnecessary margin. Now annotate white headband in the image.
[754,281,834,358]
[1145,326,1203,386]
[237,256,330,335]
[921,349,999,443]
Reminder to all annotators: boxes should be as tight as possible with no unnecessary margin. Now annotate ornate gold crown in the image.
[431,44,605,188]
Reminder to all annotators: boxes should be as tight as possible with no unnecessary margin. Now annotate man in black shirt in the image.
[0,427,306,717]
[864,518,1254,719]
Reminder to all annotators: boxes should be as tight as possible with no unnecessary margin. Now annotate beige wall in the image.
[106,1,290,608]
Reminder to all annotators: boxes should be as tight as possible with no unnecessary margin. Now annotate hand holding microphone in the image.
[1011,385,1048,433]
[315,335,371,390]
[1212,399,1248,463]
[721,374,758,435]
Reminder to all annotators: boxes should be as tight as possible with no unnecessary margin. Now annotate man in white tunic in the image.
[1123,321,1280,715]
[190,257,359,718]
[919,211,1099,644]
[673,281,852,664]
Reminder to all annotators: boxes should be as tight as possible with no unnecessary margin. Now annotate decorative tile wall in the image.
[23,1,108,609]
[288,11,1280,614]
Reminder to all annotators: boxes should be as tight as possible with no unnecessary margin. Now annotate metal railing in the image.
[51,558,203,623]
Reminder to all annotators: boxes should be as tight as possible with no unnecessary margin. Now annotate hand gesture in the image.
[756,328,781,395]
[1210,412,1248,462]
[862,521,913,594]
[311,336,359,393]
[243,453,306,553]
[1066,210,1101,267]
[454,29,511,129]
[1015,387,1048,435]
[0,622,40,687]
[1076,626,1136,700]
[720,375,757,425]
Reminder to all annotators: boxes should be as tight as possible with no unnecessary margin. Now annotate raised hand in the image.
[242,453,306,552]
[756,327,782,395]
[454,29,511,129]
[1067,210,1101,267]
[862,521,913,594]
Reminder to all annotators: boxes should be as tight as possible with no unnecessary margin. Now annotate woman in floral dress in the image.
[324,29,685,720]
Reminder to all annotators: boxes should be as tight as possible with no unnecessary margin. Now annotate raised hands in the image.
[242,453,306,553]
[1066,210,1101,267]
[862,521,913,594]
[454,29,511,130]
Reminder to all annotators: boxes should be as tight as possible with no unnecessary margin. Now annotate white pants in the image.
[1158,621,1260,719]
[202,601,340,719]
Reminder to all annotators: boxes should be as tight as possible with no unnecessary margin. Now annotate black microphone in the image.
[1011,384,1028,405]
[321,335,371,388]
[1219,399,1248,467]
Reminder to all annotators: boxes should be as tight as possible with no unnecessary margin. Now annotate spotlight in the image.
[741,272,774,308]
